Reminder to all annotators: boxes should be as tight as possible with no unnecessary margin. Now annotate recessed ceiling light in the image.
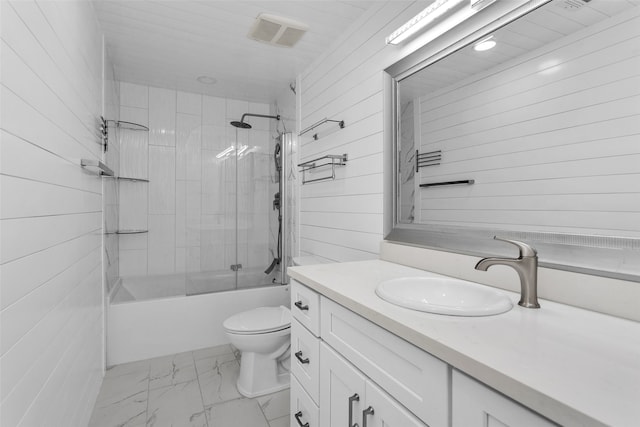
[197,75,217,84]
[474,36,496,51]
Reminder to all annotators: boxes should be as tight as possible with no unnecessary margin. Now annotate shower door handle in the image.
[295,351,309,364]
[294,300,309,311]
[294,411,310,427]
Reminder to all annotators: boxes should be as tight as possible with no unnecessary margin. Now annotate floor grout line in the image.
[193,350,210,427]
[144,360,151,426]
[90,344,285,427]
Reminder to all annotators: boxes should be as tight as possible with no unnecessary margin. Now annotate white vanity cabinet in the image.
[291,280,556,427]
[320,342,427,427]
[290,280,447,427]
[290,280,321,427]
[452,371,557,427]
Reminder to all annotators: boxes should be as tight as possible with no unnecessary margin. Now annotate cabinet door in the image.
[321,297,449,427]
[364,380,427,427]
[452,371,557,427]
[319,343,367,427]
[291,376,319,427]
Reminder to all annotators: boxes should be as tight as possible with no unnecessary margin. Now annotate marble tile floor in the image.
[88,344,289,427]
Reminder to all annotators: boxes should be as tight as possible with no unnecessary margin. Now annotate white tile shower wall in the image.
[1,1,106,426]
[118,83,275,280]
[296,1,533,262]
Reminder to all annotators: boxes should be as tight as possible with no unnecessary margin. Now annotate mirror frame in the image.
[383,0,640,283]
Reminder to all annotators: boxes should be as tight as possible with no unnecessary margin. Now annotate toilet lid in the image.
[223,306,291,334]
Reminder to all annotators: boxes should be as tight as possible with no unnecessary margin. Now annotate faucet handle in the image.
[493,236,537,257]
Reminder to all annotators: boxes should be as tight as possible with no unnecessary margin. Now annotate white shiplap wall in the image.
[417,7,640,237]
[1,1,106,426]
[297,0,639,261]
[297,1,533,262]
[298,2,411,262]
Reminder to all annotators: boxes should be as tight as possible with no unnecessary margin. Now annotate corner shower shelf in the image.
[80,159,114,177]
[299,118,345,140]
[104,176,150,183]
[100,116,149,153]
[107,120,149,132]
[298,154,348,184]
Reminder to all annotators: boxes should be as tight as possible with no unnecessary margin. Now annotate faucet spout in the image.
[475,237,540,309]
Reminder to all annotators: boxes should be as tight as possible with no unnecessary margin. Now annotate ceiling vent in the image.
[248,13,309,48]
[557,0,592,10]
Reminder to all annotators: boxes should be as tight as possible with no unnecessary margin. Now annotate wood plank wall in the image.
[297,2,419,262]
[297,0,639,262]
[1,1,106,425]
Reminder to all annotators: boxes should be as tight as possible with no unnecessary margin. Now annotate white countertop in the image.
[288,260,640,427]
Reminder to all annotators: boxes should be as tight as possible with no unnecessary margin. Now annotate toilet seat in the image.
[223,305,291,335]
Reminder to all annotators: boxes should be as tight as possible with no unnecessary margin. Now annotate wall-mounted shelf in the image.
[81,159,114,177]
[104,176,150,183]
[298,154,348,184]
[105,229,148,235]
[101,116,149,152]
[108,120,149,132]
[299,118,345,140]
[420,179,474,188]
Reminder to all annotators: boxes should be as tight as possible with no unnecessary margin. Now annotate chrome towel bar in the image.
[298,154,348,184]
[420,179,474,188]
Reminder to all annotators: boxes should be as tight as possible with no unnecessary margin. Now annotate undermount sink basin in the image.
[375,276,513,316]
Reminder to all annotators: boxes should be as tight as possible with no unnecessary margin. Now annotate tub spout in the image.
[475,237,540,309]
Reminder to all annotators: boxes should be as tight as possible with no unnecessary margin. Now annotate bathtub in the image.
[107,270,290,365]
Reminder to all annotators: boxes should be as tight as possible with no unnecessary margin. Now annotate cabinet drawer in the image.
[452,370,557,427]
[291,318,320,405]
[291,280,320,337]
[291,376,319,427]
[321,297,449,427]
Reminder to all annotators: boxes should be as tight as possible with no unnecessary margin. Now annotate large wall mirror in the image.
[385,0,640,281]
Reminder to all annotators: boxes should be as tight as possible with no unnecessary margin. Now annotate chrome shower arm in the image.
[240,113,281,122]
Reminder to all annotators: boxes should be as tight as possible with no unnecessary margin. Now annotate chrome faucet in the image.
[475,237,540,309]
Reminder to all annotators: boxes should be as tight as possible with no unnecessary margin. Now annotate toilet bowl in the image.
[223,305,291,398]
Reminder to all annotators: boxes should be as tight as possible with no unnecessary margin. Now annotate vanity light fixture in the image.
[385,0,466,45]
[473,35,496,51]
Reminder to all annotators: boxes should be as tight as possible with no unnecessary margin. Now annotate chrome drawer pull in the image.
[295,351,310,364]
[362,406,374,427]
[295,300,309,311]
[295,410,310,427]
[348,393,360,427]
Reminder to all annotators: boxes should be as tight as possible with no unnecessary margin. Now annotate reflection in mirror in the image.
[389,0,640,279]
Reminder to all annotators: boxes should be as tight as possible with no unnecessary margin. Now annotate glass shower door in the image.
[185,110,283,296]
[234,123,280,289]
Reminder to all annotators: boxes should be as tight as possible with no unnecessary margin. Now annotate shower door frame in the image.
[229,129,290,288]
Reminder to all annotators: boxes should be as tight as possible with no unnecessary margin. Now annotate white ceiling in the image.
[93,1,376,103]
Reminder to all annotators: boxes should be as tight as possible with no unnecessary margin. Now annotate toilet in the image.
[223,305,291,398]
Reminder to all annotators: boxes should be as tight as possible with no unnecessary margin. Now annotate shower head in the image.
[230,121,252,129]
[230,113,280,129]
